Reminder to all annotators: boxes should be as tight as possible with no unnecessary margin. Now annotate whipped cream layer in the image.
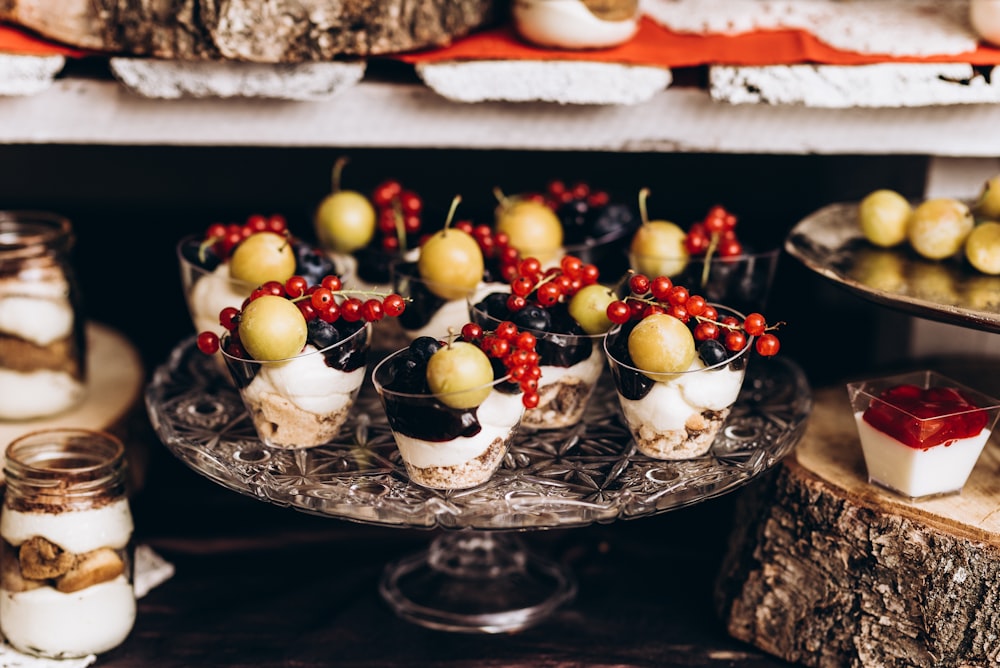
[619,359,744,434]
[243,344,364,415]
[0,284,73,346]
[0,368,85,420]
[1,575,136,658]
[188,264,251,335]
[1,497,133,553]
[394,390,524,468]
[855,412,991,498]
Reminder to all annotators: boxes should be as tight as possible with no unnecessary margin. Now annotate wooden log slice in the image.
[715,372,1000,668]
[0,0,500,62]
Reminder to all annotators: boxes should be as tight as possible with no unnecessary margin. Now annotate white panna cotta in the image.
[1,498,135,658]
[854,412,991,499]
[618,358,745,459]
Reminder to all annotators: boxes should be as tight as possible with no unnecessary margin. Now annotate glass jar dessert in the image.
[0,428,135,658]
[0,211,87,420]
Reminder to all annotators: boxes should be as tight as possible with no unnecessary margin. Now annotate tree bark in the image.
[0,0,501,62]
[716,383,1000,668]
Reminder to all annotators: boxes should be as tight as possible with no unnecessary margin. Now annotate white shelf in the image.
[5,77,1000,156]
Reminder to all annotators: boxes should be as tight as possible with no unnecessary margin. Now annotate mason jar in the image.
[0,428,135,658]
[0,211,87,420]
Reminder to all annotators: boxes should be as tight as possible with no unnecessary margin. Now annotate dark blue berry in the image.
[698,339,729,367]
[307,319,340,350]
[513,304,551,333]
[409,336,443,361]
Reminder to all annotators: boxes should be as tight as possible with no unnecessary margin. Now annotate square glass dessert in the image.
[847,371,1000,499]
[372,323,539,490]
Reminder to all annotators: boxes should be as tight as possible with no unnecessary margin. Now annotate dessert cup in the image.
[391,261,505,343]
[372,348,525,490]
[628,248,781,315]
[603,305,752,460]
[177,235,255,338]
[220,321,371,449]
[847,371,1000,500]
[468,299,604,431]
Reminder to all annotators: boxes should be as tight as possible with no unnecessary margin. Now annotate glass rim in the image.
[219,319,371,365]
[371,347,514,401]
[602,303,751,376]
[6,428,125,474]
[627,246,782,263]
[0,210,74,254]
[847,371,1000,418]
[466,294,607,342]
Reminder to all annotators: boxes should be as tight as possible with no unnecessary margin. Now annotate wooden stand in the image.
[716,382,1000,668]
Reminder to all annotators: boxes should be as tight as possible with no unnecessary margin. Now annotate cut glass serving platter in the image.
[785,202,1000,333]
[145,337,811,633]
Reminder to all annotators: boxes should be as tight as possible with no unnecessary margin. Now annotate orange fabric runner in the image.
[396,16,1000,67]
[0,23,87,57]
[4,16,1000,66]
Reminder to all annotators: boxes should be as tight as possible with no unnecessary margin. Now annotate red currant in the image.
[382,294,406,318]
[756,333,780,356]
[196,331,220,355]
[743,313,767,337]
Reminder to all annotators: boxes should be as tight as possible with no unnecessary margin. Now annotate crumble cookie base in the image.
[523,376,595,430]
[630,408,730,460]
[402,434,510,490]
[244,391,351,449]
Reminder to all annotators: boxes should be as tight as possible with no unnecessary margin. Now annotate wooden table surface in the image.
[96,423,796,668]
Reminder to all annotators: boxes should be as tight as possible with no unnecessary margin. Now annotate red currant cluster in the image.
[200,213,289,260]
[526,180,611,211]
[684,205,743,258]
[503,255,600,312]
[195,273,407,357]
[457,321,543,409]
[371,179,423,253]
[447,219,524,282]
[606,272,781,357]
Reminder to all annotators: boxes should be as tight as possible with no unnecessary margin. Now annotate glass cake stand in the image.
[145,338,812,634]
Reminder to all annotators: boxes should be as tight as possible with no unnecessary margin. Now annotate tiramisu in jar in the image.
[0,212,87,420]
[0,428,135,658]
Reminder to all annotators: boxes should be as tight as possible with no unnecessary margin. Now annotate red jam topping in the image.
[862,383,989,449]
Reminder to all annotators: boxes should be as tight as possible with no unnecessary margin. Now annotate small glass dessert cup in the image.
[468,298,604,431]
[628,248,781,316]
[391,261,505,343]
[220,322,371,449]
[177,235,254,338]
[372,348,525,491]
[846,371,1000,500]
[603,305,752,460]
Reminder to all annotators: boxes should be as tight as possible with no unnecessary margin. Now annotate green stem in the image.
[700,233,718,288]
[332,156,349,193]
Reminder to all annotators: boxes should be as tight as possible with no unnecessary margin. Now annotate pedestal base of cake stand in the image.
[379,530,576,634]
